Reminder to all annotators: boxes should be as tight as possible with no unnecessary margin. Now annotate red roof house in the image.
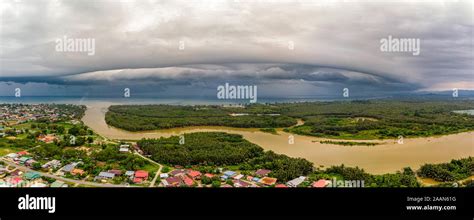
[187,170,202,179]
[181,175,194,187]
[134,170,149,183]
[133,177,143,183]
[312,179,329,188]
[17,151,28,156]
[255,169,271,176]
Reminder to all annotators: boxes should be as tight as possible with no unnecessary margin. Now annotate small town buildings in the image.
[161,176,182,187]
[42,159,61,169]
[24,159,37,167]
[24,172,41,180]
[133,170,148,183]
[51,180,68,187]
[108,169,123,176]
[19,157,31,165]
[169,169,187,176]
[181,175,194,187]
[96,172,115,180]
[71,168,85,176]
[125,171,135,178]
[61,163,78,173]
[233,179,251,188]
[37,134,57,143]
[287,176,306,187]
[187,170,201,179]
[312,179,329,188]
[233,174,244,180]
[10,169,23,176]
[259,177,278,186]
[119,144,130,153]
[159,173,169,179]
[255,169,271,177]
[17,151,29,156]
[223,171,236,177]
[30,182,48,188]
[5,153,18,159]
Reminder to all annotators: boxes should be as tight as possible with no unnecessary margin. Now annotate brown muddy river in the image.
[82,102,474,174]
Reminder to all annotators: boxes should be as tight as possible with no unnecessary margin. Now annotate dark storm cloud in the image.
[0,0,472,97]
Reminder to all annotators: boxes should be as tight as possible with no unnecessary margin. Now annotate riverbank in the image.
[82,102,474,175]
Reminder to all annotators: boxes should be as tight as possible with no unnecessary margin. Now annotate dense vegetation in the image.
[138,132,264,166]
[417,157,473,182]
[105,100,474,139]
[106,105,296,131]
[138,132,314,181]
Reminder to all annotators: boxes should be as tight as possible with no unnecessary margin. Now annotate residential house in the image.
[169,169,187,176]
[125,171,135,178]
[30,182,48,188]
[18,157,31,165]
[187,170,201,179]
[108,169,123,176]
[95,172,115,181]
[24,159,37,167]
[287,176,306,187]
[255,169,271,177]
[133,170,148,183]
[42,159,61,169]
[5,153,18,159]
[259,177,278,186]
[252,177,260,182]
[61,163,78,173]
[181,175,194,187]
[312,179,329,188]
[159,173,169,179]
[37,134,57,143]
[17,151,29,156]
[233,179,251,188]
[233,174,244,180]
[161,176,182,187]
[119,144,130,153]
[223,171,236,177]
[10,169,22,176]
[24,171,41,180]
[51,180,68,187]
[71,168,85,176]
[275,184,288,188]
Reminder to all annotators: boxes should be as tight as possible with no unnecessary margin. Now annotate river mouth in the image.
[82,102,474,175]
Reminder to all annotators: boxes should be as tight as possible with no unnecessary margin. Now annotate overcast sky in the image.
[0,0,472,98]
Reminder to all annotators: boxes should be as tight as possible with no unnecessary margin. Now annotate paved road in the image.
[1,158,130,188]
[149,165,163,187]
